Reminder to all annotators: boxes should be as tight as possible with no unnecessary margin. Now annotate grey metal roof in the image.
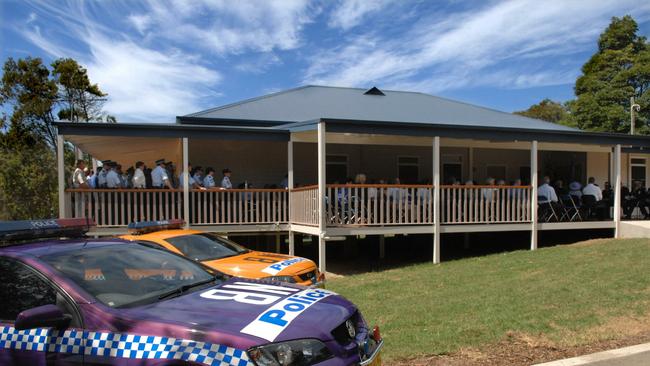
[186,85,577,132]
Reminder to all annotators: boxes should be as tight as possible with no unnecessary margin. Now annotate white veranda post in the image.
[57,134,66,219]
[530,140,538,250]
[288,138,295,256]
[183,137,190,228]
[317,122,327,273]
[614,144,622,238]
[433,136,441,264]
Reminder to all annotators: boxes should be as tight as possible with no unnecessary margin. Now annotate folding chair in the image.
[560,194,582,222]
[538,195,558,222]
[581,194,597,220]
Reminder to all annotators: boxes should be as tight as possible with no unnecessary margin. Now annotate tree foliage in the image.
[0,57,114,147]
[572,15,650,133]
[0,56,110,219]
[0,129,59,220]
[519,15,649,134]
[514,99,575,126]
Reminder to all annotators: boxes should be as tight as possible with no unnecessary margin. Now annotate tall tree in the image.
[572,15,650,134]
[514,98,574,126]
[0,57,58,146]
[51,58,109,122]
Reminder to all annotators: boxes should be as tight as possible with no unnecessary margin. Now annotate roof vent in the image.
[364,86,385,96]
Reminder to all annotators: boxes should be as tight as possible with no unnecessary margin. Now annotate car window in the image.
[165,233,249,261]
[0,257,58,322]
[41,243,219,308]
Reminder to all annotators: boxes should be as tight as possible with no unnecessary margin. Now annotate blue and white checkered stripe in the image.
[0,326,252,366]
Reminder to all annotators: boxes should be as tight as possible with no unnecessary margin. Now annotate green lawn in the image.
[327,238,650,362]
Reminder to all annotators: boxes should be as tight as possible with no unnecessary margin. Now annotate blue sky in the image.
[2,0,650,122]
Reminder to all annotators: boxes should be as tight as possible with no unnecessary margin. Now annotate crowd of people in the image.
[71,159,240,191]
[71,159,650,220]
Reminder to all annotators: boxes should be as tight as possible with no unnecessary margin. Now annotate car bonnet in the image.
[120,278,355,347]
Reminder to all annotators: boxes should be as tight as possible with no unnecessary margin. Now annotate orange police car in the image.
[120,220,325,287]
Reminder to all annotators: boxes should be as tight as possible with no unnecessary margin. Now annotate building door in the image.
[630,157,647,187]
[443,163,462,184]
[398,156,419,183]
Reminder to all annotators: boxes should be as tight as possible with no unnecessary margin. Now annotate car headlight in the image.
[264,275,296,283]
[248,339,332,366]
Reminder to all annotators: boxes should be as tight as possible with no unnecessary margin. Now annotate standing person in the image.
[105,163,121,189]
[132,161,146,188]
[280,174,288,189]
[221,168,233,189]
[97,160,110,188]
[179,163,201,189]
[72,159,89,189]
[204,167,216,189]
[192,166,205,187]
[87,169,97,189]
[152,159,173,189]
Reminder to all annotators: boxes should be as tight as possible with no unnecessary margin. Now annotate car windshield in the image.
[165,233,249,261]
[41,243,219,308]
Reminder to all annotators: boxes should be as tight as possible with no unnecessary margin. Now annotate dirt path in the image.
[391,331,650,366]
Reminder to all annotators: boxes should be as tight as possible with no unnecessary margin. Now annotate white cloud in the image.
[328,0,393,30]
[20,0,221,122]
[306,0,650,93]
[127,14,152,35]
[134,0,317,54]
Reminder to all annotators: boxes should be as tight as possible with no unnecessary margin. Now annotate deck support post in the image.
[182,137,190,229]
[288,137,295,255]
[433,136,441,264]
[288,232,295,256]
[57,134,66,218]
[317,122,327,273]
[379,235,385,259]
[530,140,538,250]
[614,144,622,238]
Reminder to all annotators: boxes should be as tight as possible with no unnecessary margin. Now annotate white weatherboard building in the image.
[56,86,650,272]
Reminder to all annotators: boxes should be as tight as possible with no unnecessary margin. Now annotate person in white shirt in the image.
[179,163,202,189]
[97,161,110,188]
[203,168,216,189]
[582,177,603,201]
[192,166,205,187]
[152,159,173,189]
[538,176,558,203]
[221,168,233,189]
[72,159,89,189]
[105,163,122,189]
[481,177,497,201]
[132,161,146,188]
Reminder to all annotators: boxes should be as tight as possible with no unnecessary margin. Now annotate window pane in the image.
[399,165,419,183]
[42,244,216,308]
[0,258,57,322]
[631,158,646,165]
[166,233,248,262]
[327,165,348,183]
[632,166,646,185]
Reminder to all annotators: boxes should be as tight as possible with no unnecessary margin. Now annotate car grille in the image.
[298,270,317,282]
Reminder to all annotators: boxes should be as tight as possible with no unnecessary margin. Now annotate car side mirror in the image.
[15,304,72,331]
